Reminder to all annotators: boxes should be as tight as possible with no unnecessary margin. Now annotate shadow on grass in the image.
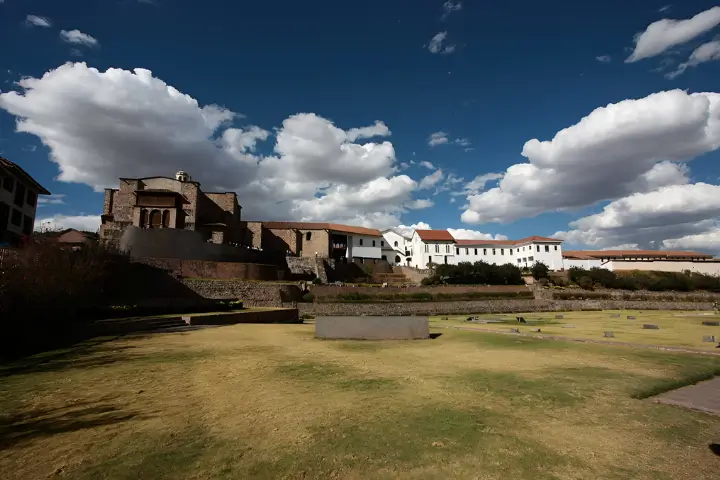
[0,397,149,450]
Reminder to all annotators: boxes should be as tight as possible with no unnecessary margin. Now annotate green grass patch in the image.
[315,290,534,303]
[274,360,399,392]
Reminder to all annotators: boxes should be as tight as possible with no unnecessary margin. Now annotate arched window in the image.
[306,232,312,241]
[149,209,161,228]
[395,255,401,263]
[381,255,387,261]
[162,210,170,228]
[140,209,148,228]
[394,241,398,247]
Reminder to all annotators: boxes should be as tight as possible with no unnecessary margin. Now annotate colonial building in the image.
[243,221,383,262]
[382,227,565,270]
[0,156,51,246]
[100,171,242,247]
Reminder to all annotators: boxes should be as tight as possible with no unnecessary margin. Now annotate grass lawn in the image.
[431,310,720,351]
[1,323,720,479]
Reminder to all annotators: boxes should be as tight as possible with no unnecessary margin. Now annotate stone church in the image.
[99,171,243,247]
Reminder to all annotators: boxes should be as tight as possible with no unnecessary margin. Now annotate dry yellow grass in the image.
[432,310,720,350]
[0,323,719,479]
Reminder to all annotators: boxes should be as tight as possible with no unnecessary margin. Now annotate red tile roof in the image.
[416,229,456,241]
[563,250,713,259]
[454,235,563,246]
[261,222,382,237]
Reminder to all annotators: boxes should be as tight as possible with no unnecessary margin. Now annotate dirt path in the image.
[653,377,720,416]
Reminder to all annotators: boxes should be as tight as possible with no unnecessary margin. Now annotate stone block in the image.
[703,335,716,343]
[627,316,636,319]
[643,324,660,330]
[604,331,615,338]
[702,321,720,326]
[315,316,429,340]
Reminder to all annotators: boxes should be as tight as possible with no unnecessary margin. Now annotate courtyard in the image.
[1,320,719,479]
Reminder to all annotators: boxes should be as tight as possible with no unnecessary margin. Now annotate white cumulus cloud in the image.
[667,40,720,78]
[36,214,101,232]
[26,15,52,27]
[418,169,444,190]
[461,89,720,225]
[60,30,99,47]
[428,32,455,55]
[555,182,720,251]
[0,62,428,230]
[626,6,720,63]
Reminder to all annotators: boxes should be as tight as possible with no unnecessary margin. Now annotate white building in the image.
[408,229,456,269]
[562,250,720,275]
[380,229,413,265]
[382,226,566,270]
[453,236,564,270]
[0,156,51,246]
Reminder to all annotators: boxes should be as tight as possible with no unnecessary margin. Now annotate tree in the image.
[531,261,550,280]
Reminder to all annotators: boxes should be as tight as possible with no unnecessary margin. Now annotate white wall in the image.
[450,242,563,269]
[519,242,563,269]
[608,260,720,275]
[563,258,604,270]
[347,234,382,259]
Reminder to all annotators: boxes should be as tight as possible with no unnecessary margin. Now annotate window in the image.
[536,246,540,252]
[372,240,376,247]
[2,176,13,192]
[11,208,21,226]
[456,248,460,255]
[501,249,504,255]
[359,238,364,246]
[26,190,36,207]
[22,215,32,235]
[465,248,469,255]
[380,241,384,247]
[394,241,398,247]
[492,249,496,255]
[554,246,558,251]
[483,249,487,255]
[517,258,521,263]
[0,202,9,231]
[474,248,478,255]
[523,257,527,262]
[445,244,450,253]
[306,232,312,241]
[545,245,549,252]
[424,244,429,253]
[434,244,440,253]
[529,256,534,262]
[13,182,26,207]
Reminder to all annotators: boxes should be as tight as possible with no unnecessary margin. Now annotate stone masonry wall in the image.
[299,229,330,257]
[299,299,714,316]
[182,279,304,306]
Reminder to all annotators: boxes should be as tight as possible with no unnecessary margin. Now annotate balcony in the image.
[332,243,347,249]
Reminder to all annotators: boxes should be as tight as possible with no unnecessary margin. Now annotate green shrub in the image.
[531,261,550,280]
[302,293,316,302]
[577,276,594,290]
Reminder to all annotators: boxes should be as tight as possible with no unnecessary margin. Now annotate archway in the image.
[149,209,161,228]
[395,255,401,264]
[162,210,170,228]
[139,209,148,228]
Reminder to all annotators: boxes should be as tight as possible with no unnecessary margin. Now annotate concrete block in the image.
[315,316,429,340]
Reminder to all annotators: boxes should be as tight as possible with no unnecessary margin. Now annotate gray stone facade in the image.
[100,171,243,248]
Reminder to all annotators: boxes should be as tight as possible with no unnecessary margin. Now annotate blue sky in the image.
[2,0,720,252]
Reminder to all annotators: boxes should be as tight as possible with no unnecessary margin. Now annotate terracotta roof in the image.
[563,250,713,259]
[454,235,563,246]
[260,221,382,237]
[0,156,51,195]
[416,230,456,241]
[455,239,517,246]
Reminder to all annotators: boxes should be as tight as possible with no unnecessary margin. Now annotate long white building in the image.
[381,228,565,270]
[563,250,720,275]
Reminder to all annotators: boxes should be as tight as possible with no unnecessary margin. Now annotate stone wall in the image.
[298,299,714,316]
[547,288,720,301]
[182,279,304,306]
[310,284,530,297]
[286,257,318,276]
[299,229,330,257]
[136,257,279,280]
